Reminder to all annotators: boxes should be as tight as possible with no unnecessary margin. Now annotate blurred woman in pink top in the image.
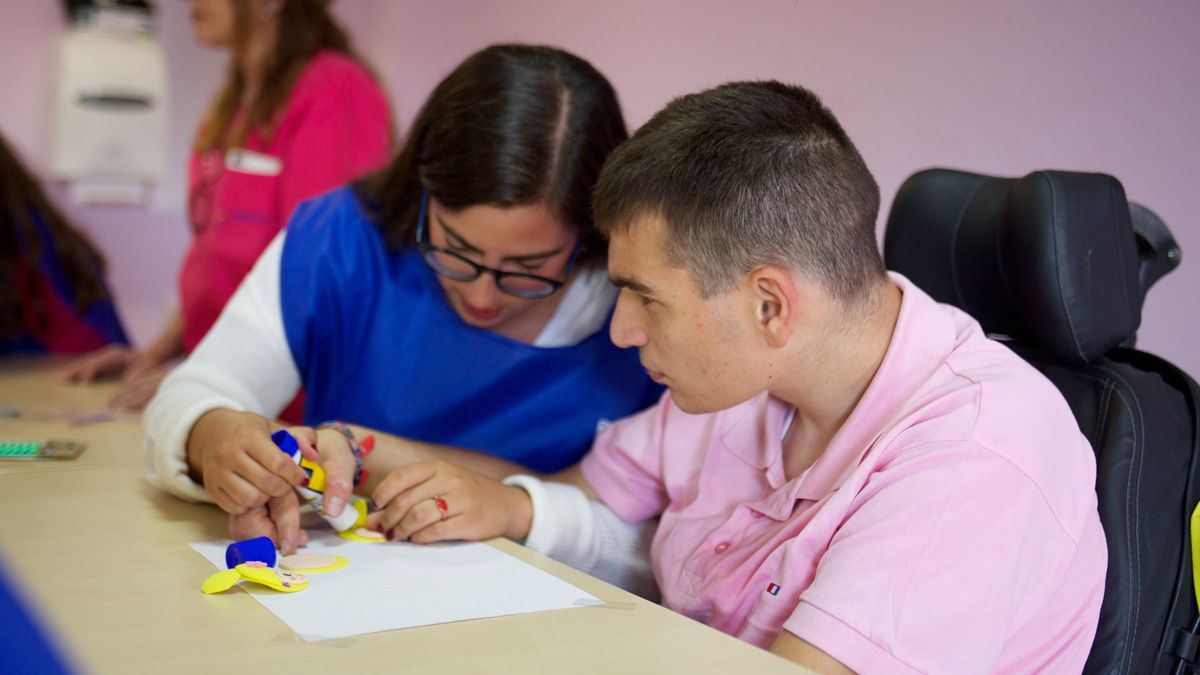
[65,0,391,410]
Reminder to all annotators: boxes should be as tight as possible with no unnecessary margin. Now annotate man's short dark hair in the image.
[594,81,886,303]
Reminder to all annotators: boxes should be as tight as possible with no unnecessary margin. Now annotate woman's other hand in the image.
[62,344,140,383]
[366,460,532,544]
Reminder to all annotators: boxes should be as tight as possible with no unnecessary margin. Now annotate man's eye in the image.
[640,295,655,307]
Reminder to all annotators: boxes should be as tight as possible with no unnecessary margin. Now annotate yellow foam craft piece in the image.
[201,563,309,594]
[334,500,375,542]
[339,527,385,543]
[299,455,328,492]
[1191,501,1200,613]
[351,498,368,529]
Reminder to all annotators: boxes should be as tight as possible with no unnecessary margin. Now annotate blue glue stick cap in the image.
[271,429,299,456]
[225,536,276,568]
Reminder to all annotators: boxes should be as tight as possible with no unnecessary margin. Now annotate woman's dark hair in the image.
[356,44,627,266]
[195,0,368,152]
[0,133,111,337]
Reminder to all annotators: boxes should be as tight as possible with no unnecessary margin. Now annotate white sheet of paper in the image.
[190,531,598,641]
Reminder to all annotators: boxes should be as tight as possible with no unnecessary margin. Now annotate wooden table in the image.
[0,359,804,674]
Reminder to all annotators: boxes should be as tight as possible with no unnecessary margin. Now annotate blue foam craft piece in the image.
[225,536,276,569]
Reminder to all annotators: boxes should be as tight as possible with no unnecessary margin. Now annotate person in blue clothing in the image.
[143,44,662,553]
[0,133,127,355]
[0,551,73,674]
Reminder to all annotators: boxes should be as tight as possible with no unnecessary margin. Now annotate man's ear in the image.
[748,266,799,349]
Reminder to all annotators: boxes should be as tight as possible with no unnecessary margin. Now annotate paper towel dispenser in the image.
[50,28,167,189]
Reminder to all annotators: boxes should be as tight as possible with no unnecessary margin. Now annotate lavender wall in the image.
[2,0,1196,375]
[346,0,1200,375]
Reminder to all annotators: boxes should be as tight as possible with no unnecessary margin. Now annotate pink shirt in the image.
[180,50,390,352]
[581,274,1107,673]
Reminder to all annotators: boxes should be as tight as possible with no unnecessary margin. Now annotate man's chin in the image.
[668,391,716,415]
[670,388,756,416]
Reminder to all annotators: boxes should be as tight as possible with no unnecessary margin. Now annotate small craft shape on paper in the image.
[225,536,277,568]
[280,553,348,573]
[202,562,309,595]
[339,527,385,543]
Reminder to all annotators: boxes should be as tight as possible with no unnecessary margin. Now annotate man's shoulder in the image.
[882,324,1097,541]
[943,324,1084,455]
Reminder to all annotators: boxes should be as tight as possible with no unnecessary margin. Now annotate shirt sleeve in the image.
[503,474,659,600]
[579,392,674,523]
[276,59,391,223]
[142,232,301,502]
[783,443,1080,674]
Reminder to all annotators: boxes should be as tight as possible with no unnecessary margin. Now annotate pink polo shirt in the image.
[581,274,1107,673]
[180,50,390,353]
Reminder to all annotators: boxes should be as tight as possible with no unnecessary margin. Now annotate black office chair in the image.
[884,168,1200,674]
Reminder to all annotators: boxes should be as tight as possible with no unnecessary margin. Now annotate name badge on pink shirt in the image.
[225,148,282,176]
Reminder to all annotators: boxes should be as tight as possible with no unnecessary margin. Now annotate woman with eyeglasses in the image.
[143,44,662,553]
[64,0,390,411]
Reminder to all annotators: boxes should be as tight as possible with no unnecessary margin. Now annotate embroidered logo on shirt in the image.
[766,582,781,596]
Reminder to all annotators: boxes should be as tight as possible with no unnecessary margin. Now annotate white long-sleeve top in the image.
[142,230,617,502]
[504,474,658,600]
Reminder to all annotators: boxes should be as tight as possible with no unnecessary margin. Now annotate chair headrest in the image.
[1129,201,1183,298]
[884,169,1145,365]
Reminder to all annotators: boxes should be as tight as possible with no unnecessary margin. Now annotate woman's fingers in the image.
[267,493,303,554]
[311,428,358,516]
[107,370,164,411]
[371,462,441,515]
[63,345,133,383]
[393,494,456,541]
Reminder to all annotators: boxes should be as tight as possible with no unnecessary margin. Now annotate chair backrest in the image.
[884,168,1200,673]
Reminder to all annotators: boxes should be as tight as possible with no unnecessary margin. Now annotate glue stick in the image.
[270,429,365,532]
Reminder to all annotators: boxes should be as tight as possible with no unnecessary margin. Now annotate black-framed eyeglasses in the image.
[415,188,580,299]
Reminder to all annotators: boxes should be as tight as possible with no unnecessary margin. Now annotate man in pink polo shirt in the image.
[361,81,1108,672]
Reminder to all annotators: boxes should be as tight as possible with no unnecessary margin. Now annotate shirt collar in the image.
[719,393,790,473]
[723,274,961,510]
[791,273,958,501]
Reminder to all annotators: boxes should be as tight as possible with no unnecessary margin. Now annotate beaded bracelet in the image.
[316,421,375,488]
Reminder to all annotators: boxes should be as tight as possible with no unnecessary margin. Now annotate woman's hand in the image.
[64,345,170,410]
[186,409,310,514]
[366,460,532,544]
[62,344,141,383]
[107,367,167,411]
[228,491,309,555]
[221,426,358,554]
